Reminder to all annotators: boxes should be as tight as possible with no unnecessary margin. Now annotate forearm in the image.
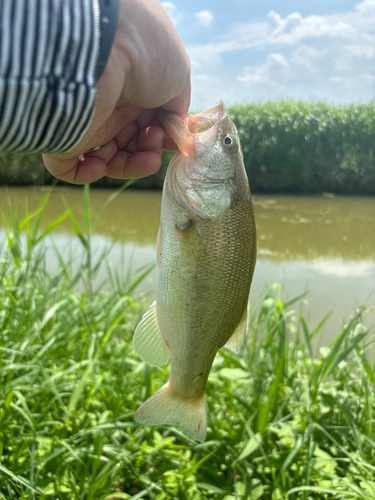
[0,0,119,154]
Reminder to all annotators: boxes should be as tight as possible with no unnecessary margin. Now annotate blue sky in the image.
[160,0,375,109]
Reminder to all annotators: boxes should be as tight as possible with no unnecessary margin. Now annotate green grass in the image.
[0,186,374,499]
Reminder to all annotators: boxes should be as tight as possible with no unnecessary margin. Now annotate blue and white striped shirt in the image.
[0,0,109,154]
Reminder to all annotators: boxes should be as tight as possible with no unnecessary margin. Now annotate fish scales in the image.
[133,101,257,441]
[159,188,255,400]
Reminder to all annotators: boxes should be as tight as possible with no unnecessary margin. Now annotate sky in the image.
[160,0,375,109]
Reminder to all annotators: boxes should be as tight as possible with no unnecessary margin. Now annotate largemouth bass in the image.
[133,101,256,442]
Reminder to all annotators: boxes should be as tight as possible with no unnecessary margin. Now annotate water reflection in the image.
[0,187,374,346]
[255,196,375,261]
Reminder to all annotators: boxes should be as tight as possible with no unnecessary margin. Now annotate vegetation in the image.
[0,152,49,186]
[1,101,375,194]
[0,186,374,499]
[230,101,375,195]
[0,151,165,190]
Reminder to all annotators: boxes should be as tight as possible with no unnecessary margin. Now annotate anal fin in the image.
[133,301,170,366]
[224,308,248,354]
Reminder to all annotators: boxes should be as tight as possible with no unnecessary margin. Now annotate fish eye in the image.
[222,134,237,152]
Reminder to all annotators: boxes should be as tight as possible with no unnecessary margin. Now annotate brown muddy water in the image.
[0,186,374,350]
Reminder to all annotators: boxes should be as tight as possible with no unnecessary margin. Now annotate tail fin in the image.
[134,382,207,442]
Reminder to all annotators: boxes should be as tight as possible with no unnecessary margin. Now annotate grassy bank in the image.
[1,101,375,194]
[1,187,375,499]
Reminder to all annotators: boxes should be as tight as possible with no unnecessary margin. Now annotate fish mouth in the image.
[157,110,195,157]
[158,101,234,157]
[187,101,226,134]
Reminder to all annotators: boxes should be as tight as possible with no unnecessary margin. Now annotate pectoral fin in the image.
[133,301,170,366]
[224,309,248,354]
[176,221,206,267]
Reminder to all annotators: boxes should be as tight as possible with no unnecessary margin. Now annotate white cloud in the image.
[289,45,319,72]
[355,0,375,14]
[188,0,375,107]
[334,43,375,72]
[346,44,375,59]
[238,54,290,90]
[266,11,356,45]
[331,74,375,89]
[191,73,238,108]
[160,2,179,25]
[196,10,214,27]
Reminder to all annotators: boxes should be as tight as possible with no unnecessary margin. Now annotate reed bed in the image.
[230,100,375,194]
[1,101,375,194]
[0,186,374,499]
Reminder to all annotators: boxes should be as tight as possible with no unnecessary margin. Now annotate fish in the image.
[133,101,257,442]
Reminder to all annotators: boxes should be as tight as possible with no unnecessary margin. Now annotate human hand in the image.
[42,0,190,184]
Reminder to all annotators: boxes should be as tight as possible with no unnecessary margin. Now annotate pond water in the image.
[0,186,374,349]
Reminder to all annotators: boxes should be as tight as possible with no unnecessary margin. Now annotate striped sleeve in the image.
[0,0,100,154]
